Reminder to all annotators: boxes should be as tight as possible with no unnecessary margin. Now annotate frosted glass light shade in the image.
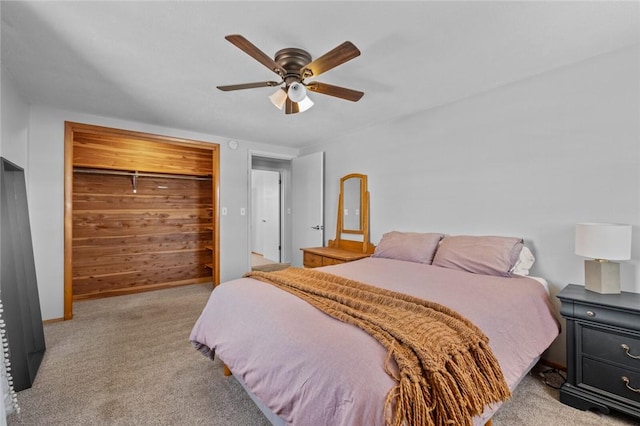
[296,96,314,112]
[575,223,632,260]
[269,88,287,110]
[287,82,307,103]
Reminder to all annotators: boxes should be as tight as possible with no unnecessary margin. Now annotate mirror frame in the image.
[329,173,375,254]
[340,174,365,234]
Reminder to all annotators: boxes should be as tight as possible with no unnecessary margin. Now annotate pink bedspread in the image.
[190,258,560,425]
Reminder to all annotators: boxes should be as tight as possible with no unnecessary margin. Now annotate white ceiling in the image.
[2,1,638,148]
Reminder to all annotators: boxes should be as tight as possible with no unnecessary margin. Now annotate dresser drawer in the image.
[582,357,640,404]
[573,302,640,330]
[322,257,345,266]
[582,326,640,371]
[303,252,323,268]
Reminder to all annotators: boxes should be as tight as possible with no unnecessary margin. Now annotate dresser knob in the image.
[622,376,640,393]
[621,344,640,360]
[586,310,595,317]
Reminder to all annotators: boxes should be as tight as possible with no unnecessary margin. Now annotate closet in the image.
[64,122,220,319]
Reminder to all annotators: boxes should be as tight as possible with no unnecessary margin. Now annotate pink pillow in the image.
[432,235,524,277]
[372,231,444,264]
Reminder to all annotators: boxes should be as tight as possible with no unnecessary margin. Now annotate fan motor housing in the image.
[275,48,312,82]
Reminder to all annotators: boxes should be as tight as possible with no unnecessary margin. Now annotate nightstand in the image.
[557,284,640,420]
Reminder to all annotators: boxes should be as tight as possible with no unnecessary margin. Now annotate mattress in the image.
[191,257,560,425]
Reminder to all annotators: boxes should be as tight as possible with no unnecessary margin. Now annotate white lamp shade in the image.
[287,82,307,103]
[269,88,287,110]
[575,223,632,260]
[296,96,314,112]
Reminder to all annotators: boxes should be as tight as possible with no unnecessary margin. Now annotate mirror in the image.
[342,176,363,232]
[328,173,374,254]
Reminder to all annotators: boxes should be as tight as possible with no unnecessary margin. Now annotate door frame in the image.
[64,122,220,320]
[247,150,294,268]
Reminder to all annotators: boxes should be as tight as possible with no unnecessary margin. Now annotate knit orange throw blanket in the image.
[245,267,511,426]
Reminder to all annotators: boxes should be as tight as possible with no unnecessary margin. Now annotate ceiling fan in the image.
[217,34,364,114]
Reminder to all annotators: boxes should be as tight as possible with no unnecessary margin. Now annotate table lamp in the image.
[575,223,632,294]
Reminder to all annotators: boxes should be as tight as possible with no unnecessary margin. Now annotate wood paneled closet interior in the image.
[64,122,220,319]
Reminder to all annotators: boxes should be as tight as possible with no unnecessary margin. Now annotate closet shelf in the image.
[73,167,212,181]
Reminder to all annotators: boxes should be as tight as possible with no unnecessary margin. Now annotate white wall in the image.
[303,46,640,364]
[1,68,29,168]
[26,106,297,320]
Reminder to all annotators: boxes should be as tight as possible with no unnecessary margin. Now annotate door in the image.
[291,152,324,267]
[258,170,281,262]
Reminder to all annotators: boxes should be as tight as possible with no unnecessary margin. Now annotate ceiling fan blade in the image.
[306,82,364,102]
[285,98,299,114]
[217,81,281,91]
[301,41,360,78]
[225,34,285,76]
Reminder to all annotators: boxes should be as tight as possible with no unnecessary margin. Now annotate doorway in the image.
[251,169,280,262]
[250,155,291,271]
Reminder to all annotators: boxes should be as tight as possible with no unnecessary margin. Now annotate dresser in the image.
[302,173,376,269]
[557,284,640,420]
[301,246,371,268]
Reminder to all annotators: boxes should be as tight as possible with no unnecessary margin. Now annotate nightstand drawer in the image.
[582,357,640,404]
[582,326,640,371]
[303,252,323,268]
[574,302,640,330]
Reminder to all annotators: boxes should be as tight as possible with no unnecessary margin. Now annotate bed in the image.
[190,233,560,426]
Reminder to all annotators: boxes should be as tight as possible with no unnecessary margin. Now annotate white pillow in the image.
[510,246,535,276]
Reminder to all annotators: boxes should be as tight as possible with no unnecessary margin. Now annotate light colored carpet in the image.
[7,284,639,426]
[251,263,290,273]
[8,284,270,426]
[251,253,289,272]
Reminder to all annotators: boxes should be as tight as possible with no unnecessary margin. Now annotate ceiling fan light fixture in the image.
[296,96,314,113]
[269,88,287,110]
[287,82,307,103]
[219,35,363,112]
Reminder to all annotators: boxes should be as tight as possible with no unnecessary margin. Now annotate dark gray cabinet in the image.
[0,157,45,391]
[557,284,640,420]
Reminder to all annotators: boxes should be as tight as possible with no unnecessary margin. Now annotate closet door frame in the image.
[63,122,220,320]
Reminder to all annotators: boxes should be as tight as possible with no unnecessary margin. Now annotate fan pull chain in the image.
[0,299,20,414]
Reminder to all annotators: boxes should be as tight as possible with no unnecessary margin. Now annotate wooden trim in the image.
[63,122,220,317]
[65,121,216,151]
[43,317,65,325]
[212,148,220,286]
[64,123,74,320]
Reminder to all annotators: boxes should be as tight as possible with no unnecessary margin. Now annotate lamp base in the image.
[584,259,621,294]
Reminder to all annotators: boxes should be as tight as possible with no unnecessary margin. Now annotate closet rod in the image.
[73,168,211,181]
